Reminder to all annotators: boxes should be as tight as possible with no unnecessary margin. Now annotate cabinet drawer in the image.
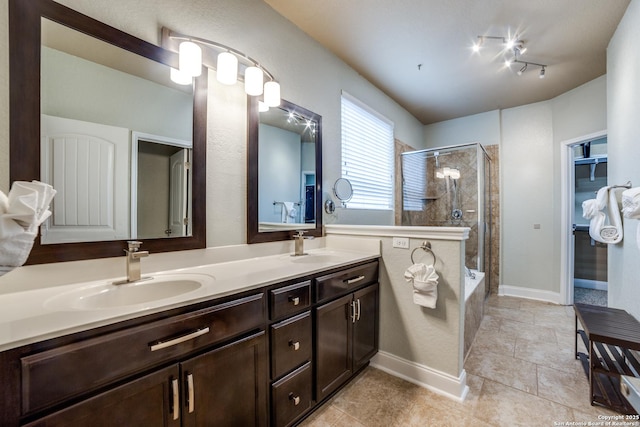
[270,311,312,379]
[316,261,378,303]
[270,281,311,320]
[21,292,265,415]
[271,362,312,427]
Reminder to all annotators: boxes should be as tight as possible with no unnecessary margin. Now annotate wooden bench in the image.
[574,303,640,414]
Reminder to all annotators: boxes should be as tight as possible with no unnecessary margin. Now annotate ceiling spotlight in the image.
[504,58,513,67]
[472,36,484,52]
[539,66,546,79]
[517,63,528,75]
[505,38,516,50]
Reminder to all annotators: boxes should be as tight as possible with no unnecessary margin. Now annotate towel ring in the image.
[411,241,437,265]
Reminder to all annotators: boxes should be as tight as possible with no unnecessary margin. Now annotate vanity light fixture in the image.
[473,34,547,78]
[162,27,281,107]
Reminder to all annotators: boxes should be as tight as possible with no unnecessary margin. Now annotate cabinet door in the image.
[353,283,379,371]
[24,365,180,427]
[315,294,353,402]
[181,331,268,427]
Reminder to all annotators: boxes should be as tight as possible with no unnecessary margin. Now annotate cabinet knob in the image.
[289,393,301,406]
[289,296,300,306]
[622,382,630,397]
[289,340,300,351]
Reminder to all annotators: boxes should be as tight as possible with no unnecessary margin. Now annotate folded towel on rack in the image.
[1,180,56,267]
[622,187,640,219]
[404,263,439,309]
[281,202,296,223]
[582,186,623,244]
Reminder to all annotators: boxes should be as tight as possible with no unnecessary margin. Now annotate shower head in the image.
[434,151,440,168]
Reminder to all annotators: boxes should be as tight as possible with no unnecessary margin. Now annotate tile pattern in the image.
[300,295,621,427]
[485,144,500,295]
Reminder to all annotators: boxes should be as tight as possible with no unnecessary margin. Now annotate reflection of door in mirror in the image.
[132,134,192,240]
[40,17,193,244]
[40,115,129,244]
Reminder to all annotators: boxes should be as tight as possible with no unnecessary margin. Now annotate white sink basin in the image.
[45,273,215,310]
[288,253,345,264]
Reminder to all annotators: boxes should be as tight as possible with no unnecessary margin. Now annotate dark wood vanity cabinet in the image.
[315,282,379,402]
[1,259,379,427]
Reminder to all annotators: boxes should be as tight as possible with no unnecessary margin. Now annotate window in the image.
[341,92,394,210]
[401,150,426,211]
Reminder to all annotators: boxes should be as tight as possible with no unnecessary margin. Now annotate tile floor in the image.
[300,295,623,427]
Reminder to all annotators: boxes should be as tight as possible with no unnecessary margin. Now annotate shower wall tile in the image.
[486,144,500,295]
[395,139,415,226]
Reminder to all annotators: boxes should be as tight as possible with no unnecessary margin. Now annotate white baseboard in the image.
[498,285,562,304]
[574,279,608,291]
[369,351,468,402]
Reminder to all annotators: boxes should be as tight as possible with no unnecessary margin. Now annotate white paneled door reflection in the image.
[41,114,129,244]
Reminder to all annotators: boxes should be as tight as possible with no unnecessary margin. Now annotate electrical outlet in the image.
[392,237,410,249]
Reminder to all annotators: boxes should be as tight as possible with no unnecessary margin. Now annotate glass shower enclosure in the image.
[401,143,492,293]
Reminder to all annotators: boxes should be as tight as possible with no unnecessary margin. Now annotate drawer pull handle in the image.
[171,379,180,420]
[289,393,301,406]
[345,275,365,285]
[289,340,300,351]
[187,373,195,413]
[356,298,362,321]
[289,296,300,306]
[149,327,210,351]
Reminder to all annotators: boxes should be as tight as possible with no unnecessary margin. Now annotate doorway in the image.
[561,131,608,306]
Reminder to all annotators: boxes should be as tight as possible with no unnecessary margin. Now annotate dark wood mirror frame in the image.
[9,0,207,264]
[247,97,323,244]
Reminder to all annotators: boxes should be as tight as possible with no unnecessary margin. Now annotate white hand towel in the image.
[0,180,57,267]
[622,187,640,219]
[583,186,623,245]
[282,202,295,223]
[404,263,439,308]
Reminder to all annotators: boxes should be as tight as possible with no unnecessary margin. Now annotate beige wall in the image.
[607,0,640,319]
[0,0,425,243]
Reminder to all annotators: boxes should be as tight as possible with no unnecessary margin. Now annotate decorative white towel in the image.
[404,263,439,308]
[621,187,640,250]
[622,187,640,219]
[582,186,623,244]
[0,180,56,267]
[282,202,295,223]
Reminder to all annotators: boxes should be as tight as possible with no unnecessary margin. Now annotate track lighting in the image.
[162,27,281,108]
[517,63,527,75]
[473,33,548,78]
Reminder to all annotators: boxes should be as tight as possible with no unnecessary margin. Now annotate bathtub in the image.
[464,269,485,358]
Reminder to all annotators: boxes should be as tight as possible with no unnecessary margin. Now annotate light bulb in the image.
[216,52,238,85]
[517,64,527,76]
[264,81,281,107]
[504,58,513,67]
[179,41,202,77]
[539,67,546,79]
[170,67,192,85]
[244,66,264,96]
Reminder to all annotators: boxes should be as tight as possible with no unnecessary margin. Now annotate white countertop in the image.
[0,241,380,352]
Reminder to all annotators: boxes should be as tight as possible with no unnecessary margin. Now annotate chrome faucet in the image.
[115,241,149,284]
[292,230,312,256]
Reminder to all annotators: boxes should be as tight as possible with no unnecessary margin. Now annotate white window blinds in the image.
[341,93,394,210]
[401,151,426,211]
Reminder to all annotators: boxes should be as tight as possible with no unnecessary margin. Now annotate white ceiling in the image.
[264,0,631,124]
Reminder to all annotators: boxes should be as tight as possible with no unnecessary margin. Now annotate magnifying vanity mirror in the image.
[9,0,207,263]
[247,98,323,244]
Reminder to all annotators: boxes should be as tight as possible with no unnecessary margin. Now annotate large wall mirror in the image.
[247,98,323,243]
[9,0,207,263]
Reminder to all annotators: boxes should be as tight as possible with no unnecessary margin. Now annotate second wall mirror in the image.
[247,98,323,243]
